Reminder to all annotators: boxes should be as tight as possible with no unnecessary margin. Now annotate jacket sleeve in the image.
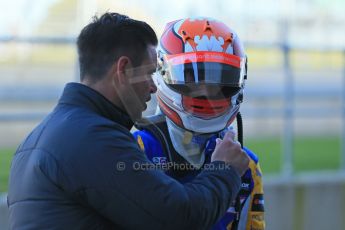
[64,130,241,230]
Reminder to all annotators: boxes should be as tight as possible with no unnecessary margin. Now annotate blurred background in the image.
[0,0,344,229]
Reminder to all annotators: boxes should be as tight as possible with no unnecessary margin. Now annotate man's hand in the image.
[211,130,249,176]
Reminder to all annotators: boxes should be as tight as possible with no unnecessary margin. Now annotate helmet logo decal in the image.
[177,18,234,54]
[187,17,216,22]
[194,35,224,52]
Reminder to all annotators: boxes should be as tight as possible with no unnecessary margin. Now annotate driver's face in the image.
[187,84,226,99]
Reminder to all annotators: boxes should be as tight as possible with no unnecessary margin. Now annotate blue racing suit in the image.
[133,115,265,230]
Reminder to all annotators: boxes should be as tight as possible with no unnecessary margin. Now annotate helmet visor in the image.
[163,51,246,98]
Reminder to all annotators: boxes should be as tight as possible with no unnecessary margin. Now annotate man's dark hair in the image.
[77,12,158,82]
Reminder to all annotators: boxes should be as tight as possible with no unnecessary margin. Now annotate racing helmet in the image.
[156,17,247,168]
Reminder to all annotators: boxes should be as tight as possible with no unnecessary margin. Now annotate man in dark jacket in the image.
[8,12,249,230]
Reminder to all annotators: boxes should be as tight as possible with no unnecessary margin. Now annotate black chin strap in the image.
[231,112,244,230]
[236,112,244,148]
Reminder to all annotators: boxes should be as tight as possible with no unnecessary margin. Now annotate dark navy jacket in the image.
[8,82,241,230]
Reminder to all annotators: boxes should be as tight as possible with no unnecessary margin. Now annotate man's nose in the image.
[149,80,157,94]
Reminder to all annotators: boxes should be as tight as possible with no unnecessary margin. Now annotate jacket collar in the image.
[58,82,134,130]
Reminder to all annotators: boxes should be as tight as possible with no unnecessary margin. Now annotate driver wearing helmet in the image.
[133,17,265,230]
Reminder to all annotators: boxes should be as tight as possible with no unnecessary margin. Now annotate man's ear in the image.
[115,56,132,85]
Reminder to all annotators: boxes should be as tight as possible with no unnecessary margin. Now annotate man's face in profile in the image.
[122,46,158,121]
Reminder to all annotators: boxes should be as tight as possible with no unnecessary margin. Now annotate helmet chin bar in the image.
[181,96,231,119]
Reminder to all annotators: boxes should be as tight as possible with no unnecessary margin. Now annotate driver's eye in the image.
[184,69,195,83]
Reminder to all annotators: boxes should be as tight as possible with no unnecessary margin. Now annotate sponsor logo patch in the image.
[251,194,264,212]
[252,213,264,221]
[152,157,168,165]
[241,182,250,189]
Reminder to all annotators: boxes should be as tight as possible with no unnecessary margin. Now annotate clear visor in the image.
[163,52,246,98]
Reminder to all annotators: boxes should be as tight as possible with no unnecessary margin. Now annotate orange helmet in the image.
[156,17,247,134]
